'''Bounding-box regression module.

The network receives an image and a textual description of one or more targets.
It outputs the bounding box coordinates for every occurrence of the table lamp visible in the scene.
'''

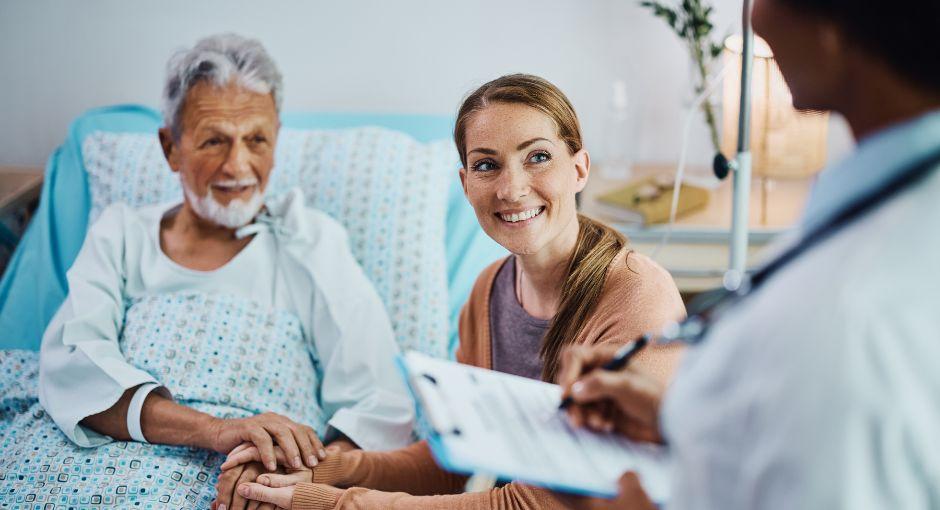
[720,34,829,224]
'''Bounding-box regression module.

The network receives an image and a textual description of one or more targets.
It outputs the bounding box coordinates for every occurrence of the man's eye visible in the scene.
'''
[251,135,267,144]
[201,138,222,148]
[472,160,498,172]
[528,151,551,164]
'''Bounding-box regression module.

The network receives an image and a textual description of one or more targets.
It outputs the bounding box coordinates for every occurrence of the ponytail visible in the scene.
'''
[540,214,627,381]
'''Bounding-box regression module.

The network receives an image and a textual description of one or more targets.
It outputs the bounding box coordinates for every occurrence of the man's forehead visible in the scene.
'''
[182,81,277,131]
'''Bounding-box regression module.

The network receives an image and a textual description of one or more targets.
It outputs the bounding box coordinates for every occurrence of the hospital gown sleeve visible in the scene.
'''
[300,212,415,451]
[38,204,163,447]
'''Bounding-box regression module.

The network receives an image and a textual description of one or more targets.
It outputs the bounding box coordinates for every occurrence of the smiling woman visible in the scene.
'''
[455,76,631,381]
[230,74,687,510]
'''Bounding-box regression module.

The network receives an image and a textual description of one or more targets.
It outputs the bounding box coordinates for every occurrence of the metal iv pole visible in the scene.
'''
[726,0,754,289]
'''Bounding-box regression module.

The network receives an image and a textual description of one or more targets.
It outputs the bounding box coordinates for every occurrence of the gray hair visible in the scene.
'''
[162,33,283,138]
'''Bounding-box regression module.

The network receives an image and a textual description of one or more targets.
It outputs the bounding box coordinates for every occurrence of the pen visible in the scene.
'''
[558,335,649,410]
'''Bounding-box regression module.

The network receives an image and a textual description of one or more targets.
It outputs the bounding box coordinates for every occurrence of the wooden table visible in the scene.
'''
[0,166,44,249]
[580,164,813,294]
[0,166,43,216]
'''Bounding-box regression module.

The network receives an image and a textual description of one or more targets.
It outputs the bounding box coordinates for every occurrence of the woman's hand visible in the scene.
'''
[237,482,295,509]
[237,480,342,510]
[221,443,340,487]
[205,413,327,471]
[212,461,278,510]
[222,443,291,471]
[560,472,657,510]
[557,344,666,444]
[214,451,312,510]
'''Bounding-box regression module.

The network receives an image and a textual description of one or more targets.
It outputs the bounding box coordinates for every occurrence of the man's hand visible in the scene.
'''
[557,344,666,444]
[206,412,326,471]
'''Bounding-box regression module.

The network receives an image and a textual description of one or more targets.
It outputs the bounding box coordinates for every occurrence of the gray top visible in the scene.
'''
[489,257,550,380]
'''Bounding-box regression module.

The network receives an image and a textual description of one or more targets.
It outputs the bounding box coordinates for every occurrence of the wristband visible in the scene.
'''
[127,383,160,443]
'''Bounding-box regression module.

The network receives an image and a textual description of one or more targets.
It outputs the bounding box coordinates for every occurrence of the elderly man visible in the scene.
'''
[21,34,413,506]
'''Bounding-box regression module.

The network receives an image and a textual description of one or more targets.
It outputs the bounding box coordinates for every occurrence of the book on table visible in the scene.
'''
[594,176,709,225]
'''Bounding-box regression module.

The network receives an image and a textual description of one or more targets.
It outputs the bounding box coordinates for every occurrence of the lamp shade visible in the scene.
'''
[721,35,829,179]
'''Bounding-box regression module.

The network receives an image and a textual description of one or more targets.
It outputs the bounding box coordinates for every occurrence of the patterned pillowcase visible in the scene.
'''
[82,127,456,359]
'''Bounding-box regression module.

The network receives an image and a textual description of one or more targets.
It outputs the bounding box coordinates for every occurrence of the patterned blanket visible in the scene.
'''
[0,292,323,508]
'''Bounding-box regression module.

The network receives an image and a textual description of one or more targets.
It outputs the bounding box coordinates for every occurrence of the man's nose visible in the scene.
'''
[495,165,530,203]
[221,140,252,176]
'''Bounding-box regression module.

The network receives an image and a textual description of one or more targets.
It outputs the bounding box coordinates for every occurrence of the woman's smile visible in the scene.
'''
[496,205,546,225]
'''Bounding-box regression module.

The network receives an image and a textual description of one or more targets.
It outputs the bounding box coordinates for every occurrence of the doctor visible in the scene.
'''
[559,0,940,508]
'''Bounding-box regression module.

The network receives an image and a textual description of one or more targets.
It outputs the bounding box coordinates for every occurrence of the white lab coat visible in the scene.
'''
[38,188,414,451]
[662,110,940,509]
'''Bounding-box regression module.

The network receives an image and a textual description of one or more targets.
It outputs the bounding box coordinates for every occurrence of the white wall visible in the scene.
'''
[0,0,853,168]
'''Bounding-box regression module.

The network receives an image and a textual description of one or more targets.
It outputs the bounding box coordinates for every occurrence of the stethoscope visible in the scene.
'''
[648,147,940,348]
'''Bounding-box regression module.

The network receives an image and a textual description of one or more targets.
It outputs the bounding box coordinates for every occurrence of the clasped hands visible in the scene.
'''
[206,412,331,510]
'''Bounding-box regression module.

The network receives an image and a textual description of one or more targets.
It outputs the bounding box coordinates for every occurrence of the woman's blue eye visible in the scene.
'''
[529,151,551,164]
[473,160,497,172]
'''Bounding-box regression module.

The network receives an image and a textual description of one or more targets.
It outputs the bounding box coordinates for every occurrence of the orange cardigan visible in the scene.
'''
[292,251,686,510]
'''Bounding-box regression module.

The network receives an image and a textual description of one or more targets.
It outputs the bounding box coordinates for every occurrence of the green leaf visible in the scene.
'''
[710,43,723,58]
[665,11,678,28]
[697,21,712,37]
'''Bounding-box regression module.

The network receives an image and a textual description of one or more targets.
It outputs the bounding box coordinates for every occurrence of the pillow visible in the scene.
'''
[81,127,454,359]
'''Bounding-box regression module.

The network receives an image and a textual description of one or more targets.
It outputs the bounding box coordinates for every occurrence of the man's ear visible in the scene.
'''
[573,149,590,193]
[459,167,469,198]
[819,21,846,59]
[158,127,181,173]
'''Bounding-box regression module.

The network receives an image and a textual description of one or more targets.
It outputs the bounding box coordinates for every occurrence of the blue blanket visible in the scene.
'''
[0,292,322,507]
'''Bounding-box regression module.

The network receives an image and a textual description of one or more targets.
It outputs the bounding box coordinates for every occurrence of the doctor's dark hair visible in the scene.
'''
[162,33,283,139]
[454,74,628,382]
[781,0,940,91]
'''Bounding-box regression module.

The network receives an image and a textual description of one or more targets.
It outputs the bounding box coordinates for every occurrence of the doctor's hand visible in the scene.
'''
[557,343,666,444]
[205,412,326,472]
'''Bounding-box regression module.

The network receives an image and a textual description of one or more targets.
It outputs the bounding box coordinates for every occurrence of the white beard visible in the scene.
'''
[182,180,265,229]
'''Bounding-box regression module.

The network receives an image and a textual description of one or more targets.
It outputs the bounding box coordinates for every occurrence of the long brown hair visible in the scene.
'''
[454,74,628,381]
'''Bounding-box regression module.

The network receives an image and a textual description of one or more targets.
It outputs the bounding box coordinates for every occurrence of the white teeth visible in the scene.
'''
[213,178,258,190]
[500,207,543,223]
